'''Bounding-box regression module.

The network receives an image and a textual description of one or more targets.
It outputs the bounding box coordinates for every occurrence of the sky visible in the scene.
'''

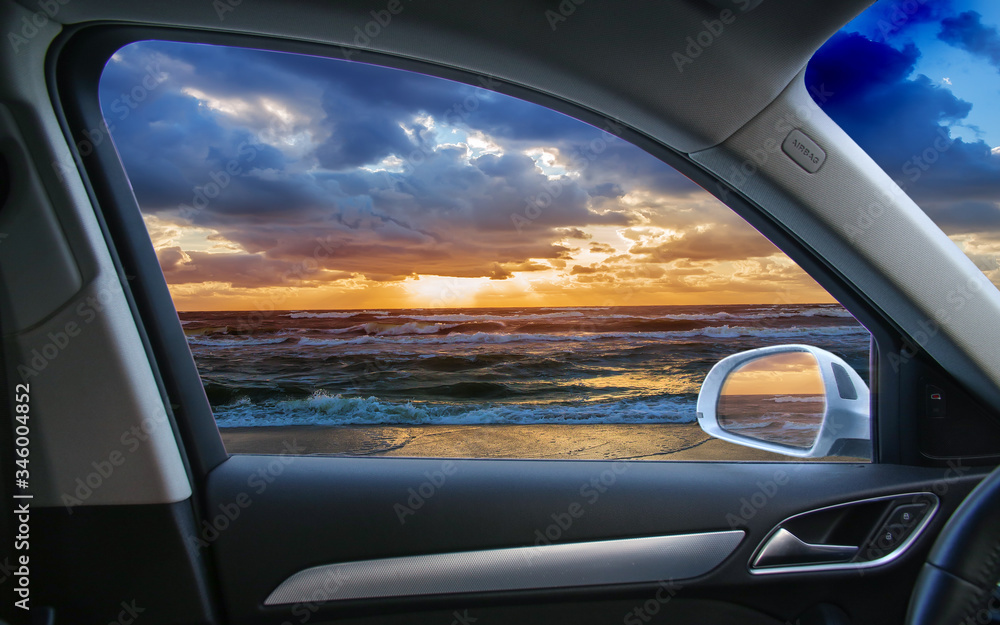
[721,352,825,397]
[100,0,1000,311]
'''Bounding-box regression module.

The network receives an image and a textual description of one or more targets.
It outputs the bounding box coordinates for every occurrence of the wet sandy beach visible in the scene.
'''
[219,423,850,461]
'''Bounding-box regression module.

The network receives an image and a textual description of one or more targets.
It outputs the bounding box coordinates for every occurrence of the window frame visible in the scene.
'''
[50,24,923,474]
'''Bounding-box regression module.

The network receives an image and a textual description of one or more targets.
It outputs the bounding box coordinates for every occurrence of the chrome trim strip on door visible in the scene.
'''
[264,530,745,605]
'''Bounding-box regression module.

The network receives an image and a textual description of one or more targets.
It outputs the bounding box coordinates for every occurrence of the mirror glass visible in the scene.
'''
[718,351,825,449]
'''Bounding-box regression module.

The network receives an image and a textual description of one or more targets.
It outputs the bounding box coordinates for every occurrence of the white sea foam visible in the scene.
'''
[670,325,867,340]
[795,307,856,318]
[186,336,292,347]
[360,321,459,335]
[213,392,698,427]
[286,311,391,318]
[781,422,822,430]
[724,420,772,429]
[773,395,825,403]
[377,311,585,322]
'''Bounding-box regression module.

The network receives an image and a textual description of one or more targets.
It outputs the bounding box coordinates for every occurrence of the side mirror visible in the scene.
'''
[696,345,870,459]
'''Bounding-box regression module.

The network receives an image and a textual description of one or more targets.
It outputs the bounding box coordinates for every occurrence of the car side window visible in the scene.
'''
[100,41,872,461]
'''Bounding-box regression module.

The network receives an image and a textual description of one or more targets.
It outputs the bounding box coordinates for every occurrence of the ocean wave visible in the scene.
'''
[724,420,771,429]
[367,307,854,323]
[658,312,736,321]
[773,395,825,403]
[782,421,822,430]
[213,392,698,427]
[361,321,460,335]
[377,311,586,322]
[792,307,856,318]
[381,311,735,323]
[725,419,820,430]
[672,308,853,321]
[670,325,868,340]
[293,332,574,347]
[189,324,869,348]
[186,336,295,347]
[286,311,390,319]
[654,307,853,321]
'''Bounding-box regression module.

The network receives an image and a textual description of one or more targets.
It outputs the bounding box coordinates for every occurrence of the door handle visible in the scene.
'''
[753,528,858,568]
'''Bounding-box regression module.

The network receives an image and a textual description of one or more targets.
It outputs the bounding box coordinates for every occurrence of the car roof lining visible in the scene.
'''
[18,0,874,153]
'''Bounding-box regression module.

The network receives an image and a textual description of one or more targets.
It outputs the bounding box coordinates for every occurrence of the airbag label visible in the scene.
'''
[782,129,826,173]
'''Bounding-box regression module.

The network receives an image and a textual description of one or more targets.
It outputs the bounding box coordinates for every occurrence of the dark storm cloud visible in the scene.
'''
[551,227,591,240]
[588,182,625,199]
[922,201,1000,235]
[847,0,955,42]
[938,11,1000,70]
[572,142,701,198]
[156,247,354,289]
[805,32,923,102]
[806,31,1000,236]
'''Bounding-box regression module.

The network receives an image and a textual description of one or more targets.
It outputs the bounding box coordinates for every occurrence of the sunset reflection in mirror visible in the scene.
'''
[718,352,825,449]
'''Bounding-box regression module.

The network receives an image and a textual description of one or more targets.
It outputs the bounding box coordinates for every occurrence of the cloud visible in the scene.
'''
[157,247,354,289]
[589,242,616,254]
[488,264,512,280]
[938,11,1000,70]
[555,227,592,240]
[627,222,780,264]
[846,0,955,42]
[805,32,923,102]
[921,200,1000,235]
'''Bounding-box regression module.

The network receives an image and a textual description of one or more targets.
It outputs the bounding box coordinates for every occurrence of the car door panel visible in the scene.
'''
[204,456,985,624]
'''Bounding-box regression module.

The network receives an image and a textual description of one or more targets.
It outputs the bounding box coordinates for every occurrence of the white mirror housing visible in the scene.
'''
[696,344,871,458]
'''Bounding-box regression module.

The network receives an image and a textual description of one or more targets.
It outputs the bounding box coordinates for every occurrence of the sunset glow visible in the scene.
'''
[721,352,825,396]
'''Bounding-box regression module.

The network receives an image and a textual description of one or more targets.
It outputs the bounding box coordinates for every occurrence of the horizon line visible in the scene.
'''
[174,302,841,314]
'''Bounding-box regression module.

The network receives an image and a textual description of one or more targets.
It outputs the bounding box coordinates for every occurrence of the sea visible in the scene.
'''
[179,304,870,428]
[718,394,827,449]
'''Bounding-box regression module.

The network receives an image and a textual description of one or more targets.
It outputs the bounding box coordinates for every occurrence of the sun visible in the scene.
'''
[402,275,491,308]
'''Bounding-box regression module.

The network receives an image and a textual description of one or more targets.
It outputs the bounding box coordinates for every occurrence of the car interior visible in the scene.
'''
[2,0,1000,624]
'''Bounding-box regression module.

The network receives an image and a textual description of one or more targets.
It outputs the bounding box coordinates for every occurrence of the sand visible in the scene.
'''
[219,423,858,461]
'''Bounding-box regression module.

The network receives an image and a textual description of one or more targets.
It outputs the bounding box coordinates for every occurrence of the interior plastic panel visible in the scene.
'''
[32,501,219,625]
[20,0,873,153]
[206,456,986,624]
[0,103,82,331]
[0,3,192,508]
